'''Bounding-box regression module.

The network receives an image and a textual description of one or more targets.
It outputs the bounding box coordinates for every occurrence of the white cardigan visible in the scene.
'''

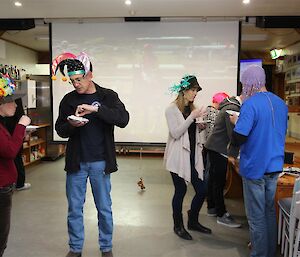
[163,103,205,182]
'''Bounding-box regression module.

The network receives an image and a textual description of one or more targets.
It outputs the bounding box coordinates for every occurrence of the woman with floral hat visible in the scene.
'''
[0,73,31,256]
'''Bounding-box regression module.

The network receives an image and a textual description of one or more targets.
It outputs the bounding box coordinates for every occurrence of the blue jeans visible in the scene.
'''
[242,173,279,257]
[66,161,113,253]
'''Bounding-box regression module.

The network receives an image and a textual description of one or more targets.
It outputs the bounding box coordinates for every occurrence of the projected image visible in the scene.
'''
[51,21,239,143]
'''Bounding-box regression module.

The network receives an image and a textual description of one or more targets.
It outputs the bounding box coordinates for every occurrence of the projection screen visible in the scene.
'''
[51,21,240,143]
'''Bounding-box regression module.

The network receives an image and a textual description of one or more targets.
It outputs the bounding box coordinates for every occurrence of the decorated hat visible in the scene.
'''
[169,75,202,94]
[0,73,24,105]
[212,92,229,104]
[240,65,266,99]
[51,52,92,81]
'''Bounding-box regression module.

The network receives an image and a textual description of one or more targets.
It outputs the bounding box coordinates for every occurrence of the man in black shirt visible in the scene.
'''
[55,54,129,257]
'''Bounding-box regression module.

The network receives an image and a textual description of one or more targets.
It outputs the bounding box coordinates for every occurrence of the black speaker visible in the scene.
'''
[124,17,161,22]
[0,19,35,30]
[256,16,300,28]
[284,151,294,164]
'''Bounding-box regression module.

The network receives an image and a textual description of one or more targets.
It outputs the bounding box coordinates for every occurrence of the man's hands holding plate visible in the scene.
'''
[67,115,89,127]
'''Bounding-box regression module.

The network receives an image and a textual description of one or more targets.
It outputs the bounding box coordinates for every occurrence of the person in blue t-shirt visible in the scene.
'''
[228,65,288,257]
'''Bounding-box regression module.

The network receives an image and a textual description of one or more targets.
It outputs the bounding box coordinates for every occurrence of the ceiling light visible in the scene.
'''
[125,0,132,6]
[270,49,286,59]
[243,0,250,4]
[129,10,136,16]
[14,1,22,7]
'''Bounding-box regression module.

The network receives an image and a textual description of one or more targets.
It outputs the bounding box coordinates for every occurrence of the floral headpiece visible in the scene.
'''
[51,52,92,82]
[240,65,266,99]
[0,73,16,98]
[169,75,202,94]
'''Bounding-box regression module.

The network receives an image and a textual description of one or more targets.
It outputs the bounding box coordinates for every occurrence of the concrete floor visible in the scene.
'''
[4,156,281,257]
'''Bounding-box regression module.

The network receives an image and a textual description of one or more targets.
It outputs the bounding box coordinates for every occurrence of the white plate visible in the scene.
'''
[67,115,89,123]
[196,120,212,124]
[226,110,240,116]
[26,125,39,131]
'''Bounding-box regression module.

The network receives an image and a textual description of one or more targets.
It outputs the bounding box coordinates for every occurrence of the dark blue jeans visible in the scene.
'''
[207,150,228,217]
[171,167,206,218]
[0,185,14,257]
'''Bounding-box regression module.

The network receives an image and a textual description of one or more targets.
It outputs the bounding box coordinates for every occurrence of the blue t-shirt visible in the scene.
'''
[234,92,288,179]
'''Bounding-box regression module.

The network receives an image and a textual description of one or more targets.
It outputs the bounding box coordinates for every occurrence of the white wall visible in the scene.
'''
[0,39,38,78]
[284,42,300,139]
[288,113,300,139]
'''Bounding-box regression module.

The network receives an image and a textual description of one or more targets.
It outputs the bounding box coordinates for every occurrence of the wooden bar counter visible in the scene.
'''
[224,138,300,208]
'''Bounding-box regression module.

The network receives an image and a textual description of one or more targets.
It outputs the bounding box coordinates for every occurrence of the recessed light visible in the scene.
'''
[129,10,136,16]
[14,1,22,7]
[243,0,250,4]
[125,0,132,6]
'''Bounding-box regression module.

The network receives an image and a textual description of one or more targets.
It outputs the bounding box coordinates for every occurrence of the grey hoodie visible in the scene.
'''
[204,96,241,157]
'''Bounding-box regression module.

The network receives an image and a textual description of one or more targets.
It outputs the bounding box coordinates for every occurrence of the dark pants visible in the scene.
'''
[0,186,13,257]
[15,153,25,188]
[207,150,228,217]
[171,166,206,220]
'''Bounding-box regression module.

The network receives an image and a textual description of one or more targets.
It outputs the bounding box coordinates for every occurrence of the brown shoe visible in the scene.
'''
[102,250,113,257]
[66,251,82,257]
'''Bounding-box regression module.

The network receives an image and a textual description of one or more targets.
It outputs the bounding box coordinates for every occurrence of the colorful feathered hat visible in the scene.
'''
[51,52,92,81]
[169,75,202,94]
[0,72,24,105]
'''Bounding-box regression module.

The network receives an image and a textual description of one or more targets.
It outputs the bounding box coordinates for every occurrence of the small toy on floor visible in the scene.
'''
[137,177,145,190]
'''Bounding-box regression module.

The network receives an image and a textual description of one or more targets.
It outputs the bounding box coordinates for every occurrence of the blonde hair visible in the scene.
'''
[174,91,196,113]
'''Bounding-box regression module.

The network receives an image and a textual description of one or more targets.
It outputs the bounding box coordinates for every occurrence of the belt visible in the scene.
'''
[0,184,15,193]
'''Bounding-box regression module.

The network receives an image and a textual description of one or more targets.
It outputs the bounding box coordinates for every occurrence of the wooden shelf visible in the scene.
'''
[288,105,300,112]
[284,56,300,113]
[29,139,46,147]
[22,124,49,167]
[24,156,45,167]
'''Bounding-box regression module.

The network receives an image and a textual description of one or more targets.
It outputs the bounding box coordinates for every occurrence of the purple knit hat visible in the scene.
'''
[240,65,266,99]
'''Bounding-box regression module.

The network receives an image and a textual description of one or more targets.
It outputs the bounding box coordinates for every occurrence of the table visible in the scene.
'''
[275,173,297,215]
[224,162,299,202]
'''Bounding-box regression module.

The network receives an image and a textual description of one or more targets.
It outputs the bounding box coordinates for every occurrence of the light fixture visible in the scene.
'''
[243,0,250,4]
[270,48,285,59]
[14,1,22,7]
[125,0,132,6]
[129,10,136,16]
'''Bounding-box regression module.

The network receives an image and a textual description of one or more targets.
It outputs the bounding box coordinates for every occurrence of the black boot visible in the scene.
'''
[173,214,193,240]
[187,210,212,234]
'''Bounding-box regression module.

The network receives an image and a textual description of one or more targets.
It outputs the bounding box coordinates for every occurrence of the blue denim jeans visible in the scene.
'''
[242,173,279,257]
[66,161,113,253]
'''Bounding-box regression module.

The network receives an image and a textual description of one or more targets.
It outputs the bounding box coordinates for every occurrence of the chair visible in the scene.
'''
[292,200,300,257]
[277,177,300,257]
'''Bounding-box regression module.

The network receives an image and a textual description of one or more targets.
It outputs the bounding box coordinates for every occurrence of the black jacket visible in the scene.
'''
[204,96,241,157]
[55,83,129,174]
